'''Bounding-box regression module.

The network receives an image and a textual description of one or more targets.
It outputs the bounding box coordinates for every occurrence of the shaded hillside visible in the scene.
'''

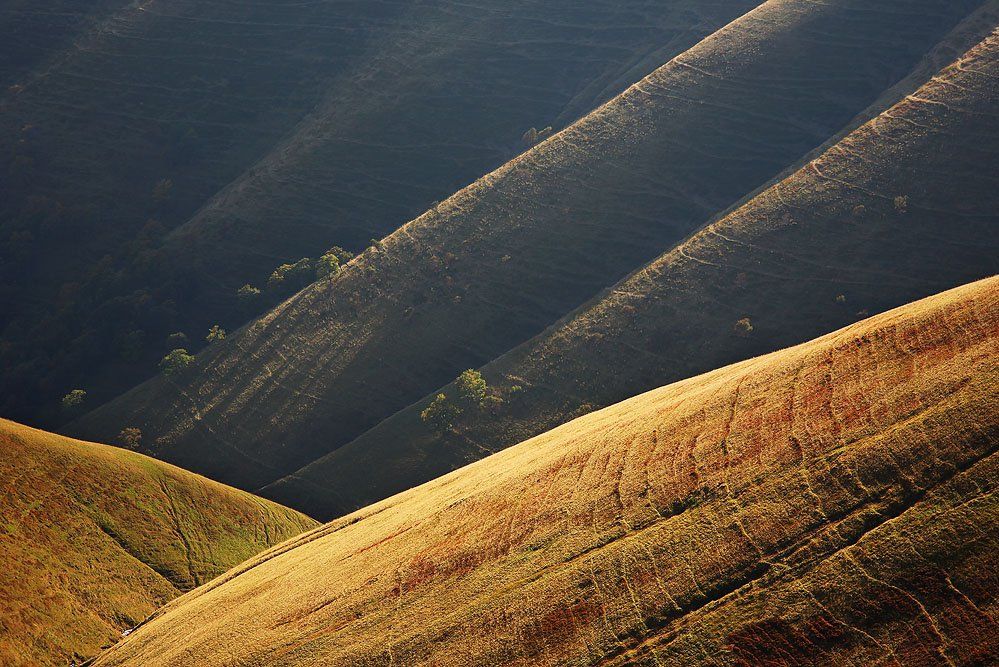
[72,0,990,492]
[89,278,999,666]
[0,0,762,425]
[0,0,129,88]
[0,419,317,667]
[268,21,999,519]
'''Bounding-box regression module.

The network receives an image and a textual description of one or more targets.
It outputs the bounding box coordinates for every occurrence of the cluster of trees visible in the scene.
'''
[419,369,514,434]
[236,245,355,311]
[48,241,359,424]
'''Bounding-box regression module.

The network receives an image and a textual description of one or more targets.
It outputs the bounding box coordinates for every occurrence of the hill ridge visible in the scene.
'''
[89,277,999,666]
[72,0,990,495]
[264,21,999,519]
[0,419,317,666]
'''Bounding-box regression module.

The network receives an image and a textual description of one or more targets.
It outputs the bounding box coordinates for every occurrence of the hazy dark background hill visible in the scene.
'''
[0,0,761,426]
[72,0,994,498]
[88,278,999,666]
[267,21,999,518]
[0,418,316,667]
[0,0,128,88]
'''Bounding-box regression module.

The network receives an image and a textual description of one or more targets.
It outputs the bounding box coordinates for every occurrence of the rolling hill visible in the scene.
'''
[0,419,317,667]
[87,277,999,666]
[266,19,999,519]
[71,0,993,495]
[0,0,763,425]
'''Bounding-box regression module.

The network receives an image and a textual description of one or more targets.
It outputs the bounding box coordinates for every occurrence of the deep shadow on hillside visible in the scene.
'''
[0,419,316,667]
[90,278,999,666]
[268,21,999,519]
[72,0,990,495]
[0,0,761,425]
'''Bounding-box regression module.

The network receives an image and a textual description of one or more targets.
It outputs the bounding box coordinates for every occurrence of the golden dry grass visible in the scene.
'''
[0,421,317,666]
[92,277,998,666]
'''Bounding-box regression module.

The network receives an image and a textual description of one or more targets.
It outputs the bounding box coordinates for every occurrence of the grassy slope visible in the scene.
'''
[72,0,988,492]
[0,0,129,89]
[0,0,762,425]
[269,21,999,519]
[0,419,317,667]
[90,277,999,666]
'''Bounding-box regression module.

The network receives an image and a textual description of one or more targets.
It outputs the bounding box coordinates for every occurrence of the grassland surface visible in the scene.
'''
[0,0,763,424]
[0,419,317,666]
[73,0,991,497]
[90,277,999,666]
[268,20,999,519]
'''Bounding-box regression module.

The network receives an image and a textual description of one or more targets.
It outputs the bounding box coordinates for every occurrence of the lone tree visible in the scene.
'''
[315,252,340,280]
[421,393,462,434]
[206,325,226,343]
[160,348,194,375]
[61,389,87,411]
[237,284,260,303]
[455,369,487,408]
[734,317,754,337]
[117,427,142,450]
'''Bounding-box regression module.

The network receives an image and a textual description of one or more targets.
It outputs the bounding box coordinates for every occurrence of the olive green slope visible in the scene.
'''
[73,0,989,495]
[0,419,317,667]
[267,22,999,519]
[90,278,999,666]
[0,0,763,425]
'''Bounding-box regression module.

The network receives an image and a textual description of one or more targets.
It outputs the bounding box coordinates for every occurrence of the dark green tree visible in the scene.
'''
[61,389,87,411]
[206,325,226,343]
[455,369,487,408]
[160,348,194,375]
[315,253,340,280]
[420,393,462,433]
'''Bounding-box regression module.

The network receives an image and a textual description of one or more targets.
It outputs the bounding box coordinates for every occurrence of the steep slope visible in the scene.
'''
[73,0,990,492]
[0,0,129,88]
[0,419,317,667]
[90,278,999,666]
[0,0,763,425]
[268,21,999,519]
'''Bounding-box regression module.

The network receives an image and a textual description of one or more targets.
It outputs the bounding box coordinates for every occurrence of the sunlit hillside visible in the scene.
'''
[91,278,998,666]
[0,419,316,666]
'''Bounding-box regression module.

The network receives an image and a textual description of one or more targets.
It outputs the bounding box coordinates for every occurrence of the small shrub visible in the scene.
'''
[456,369,487,408]
[160,348,194,375]
[118,427,142,450]
[835,294,847,303]
[421,393,462,433]
[734,317,754,337]
[267,258,313,291]
[852,204,866,218]
[206,325,226,343]
[893,195,908,214]
[315,253,340,280]
[61,389,87,411]
[323,245,355,264]
[237,284,260,303]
